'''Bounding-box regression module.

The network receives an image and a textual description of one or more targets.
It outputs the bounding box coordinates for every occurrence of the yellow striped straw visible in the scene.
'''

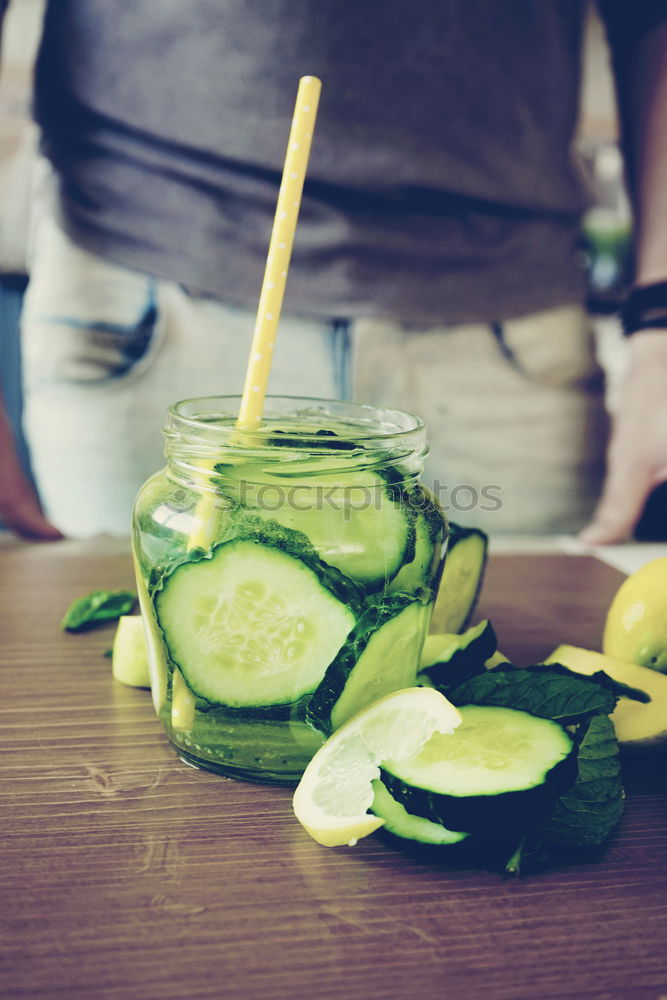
[237,74,322,430]
[187,76,321,550]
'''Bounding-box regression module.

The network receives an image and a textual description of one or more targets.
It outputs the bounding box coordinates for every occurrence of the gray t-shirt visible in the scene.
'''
[30,0,664,324]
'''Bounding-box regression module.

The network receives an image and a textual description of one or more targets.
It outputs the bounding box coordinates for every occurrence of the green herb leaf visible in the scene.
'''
[443,660,633,865]
[539,714,624,846]
[420,653,635,872]
[503,836,527,877]
[503,835,550,877]
[447,662,648,725]
[61,590,137,632]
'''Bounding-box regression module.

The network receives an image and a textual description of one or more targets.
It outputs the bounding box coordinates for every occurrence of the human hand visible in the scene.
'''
[580,330,667,545]
[0,406,63,540]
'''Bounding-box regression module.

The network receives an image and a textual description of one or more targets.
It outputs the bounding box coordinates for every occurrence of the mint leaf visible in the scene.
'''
[419,655,636,871]
[539,714,623,846]
[447,663,647,725]
[61,589,137,632]
[503,836,551,877]
[549,664,650,704]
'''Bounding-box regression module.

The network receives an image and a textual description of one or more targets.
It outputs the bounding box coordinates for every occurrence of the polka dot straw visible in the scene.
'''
[237,76,322,430]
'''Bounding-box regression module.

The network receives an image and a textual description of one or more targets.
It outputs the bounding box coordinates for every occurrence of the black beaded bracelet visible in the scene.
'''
[622,281,667,336]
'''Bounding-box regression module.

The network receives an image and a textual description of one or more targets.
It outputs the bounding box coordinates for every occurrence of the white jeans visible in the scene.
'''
[22,212,608,537]
[353,307,609,535]
[21,214,351,536]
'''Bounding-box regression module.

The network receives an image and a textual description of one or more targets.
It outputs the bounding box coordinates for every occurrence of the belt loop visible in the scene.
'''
[331,319,352,400]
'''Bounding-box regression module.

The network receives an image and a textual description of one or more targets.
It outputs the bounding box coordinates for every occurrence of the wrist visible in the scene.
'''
[622,281,667,336]
[626,327,667,363]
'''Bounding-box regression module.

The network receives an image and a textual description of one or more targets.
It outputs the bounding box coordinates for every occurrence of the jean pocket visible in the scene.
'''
[495,305,605,391]
[22,218,161,385]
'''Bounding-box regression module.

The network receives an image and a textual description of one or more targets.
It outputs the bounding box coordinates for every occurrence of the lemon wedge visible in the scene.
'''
[292,687,462,847]
[544,644,667,747]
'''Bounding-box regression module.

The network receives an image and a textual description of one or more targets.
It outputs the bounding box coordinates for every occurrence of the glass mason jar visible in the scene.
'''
[132,396,447,783]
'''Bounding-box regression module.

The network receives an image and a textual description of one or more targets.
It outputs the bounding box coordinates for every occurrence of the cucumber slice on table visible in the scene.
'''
[431,522,488,633]
[154,535,357,708]
[371,779,469,846]
[418,620,498,689]
[214,460,415,590]
[111,615,150,688]
[381,704,576,835]
[307,595,430,733]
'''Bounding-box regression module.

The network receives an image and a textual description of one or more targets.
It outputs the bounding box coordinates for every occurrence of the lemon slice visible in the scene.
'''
[292,687,462,847]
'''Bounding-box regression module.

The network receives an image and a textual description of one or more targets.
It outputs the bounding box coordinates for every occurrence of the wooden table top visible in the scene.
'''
[2,542,666,1000]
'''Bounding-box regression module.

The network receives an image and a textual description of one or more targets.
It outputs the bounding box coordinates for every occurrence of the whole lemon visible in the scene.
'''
[603,556,667,672]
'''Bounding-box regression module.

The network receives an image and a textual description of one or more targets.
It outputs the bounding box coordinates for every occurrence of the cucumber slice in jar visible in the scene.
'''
[132,551,168,714]
[381,704,576,836]
[388,514,437,595]
[153,537,357,707]
[371,779,469,846]
[214,459,415,590]
[272,470,414,589]
[307,595,430,733]
[389,486,446,595]
[431,522,488,633]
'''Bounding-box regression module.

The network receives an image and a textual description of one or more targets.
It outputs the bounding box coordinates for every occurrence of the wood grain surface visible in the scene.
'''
[1,542,666,1000]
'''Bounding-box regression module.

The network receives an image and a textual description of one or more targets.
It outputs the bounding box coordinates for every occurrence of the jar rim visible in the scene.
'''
[163,397,429,481]
[165,395,426,447]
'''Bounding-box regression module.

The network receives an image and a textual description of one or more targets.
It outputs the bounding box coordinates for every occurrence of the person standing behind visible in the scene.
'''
[0,0,59,538]
[1,1,666,540]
